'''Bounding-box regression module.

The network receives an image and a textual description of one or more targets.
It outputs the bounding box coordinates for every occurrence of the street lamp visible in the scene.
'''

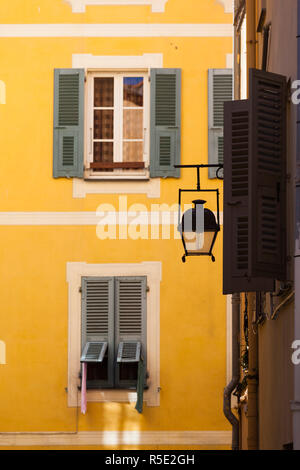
[175,164,223,263]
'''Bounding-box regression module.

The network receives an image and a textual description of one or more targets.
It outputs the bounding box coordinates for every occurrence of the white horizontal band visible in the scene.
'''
[0,24,233,37]
[0,211,223,225]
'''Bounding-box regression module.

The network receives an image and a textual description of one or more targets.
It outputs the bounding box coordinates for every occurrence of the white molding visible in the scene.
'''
[0,81,6,104]
[73,178,161,198]
[64,0,168,13]
[0,341,6,365]
[0,430,231,446]
[215,0,233,13]
[0,211,223,225]
[0,24,233,38]
[72,53,163,69]
[66,262,161,407]
[226,53,233,69]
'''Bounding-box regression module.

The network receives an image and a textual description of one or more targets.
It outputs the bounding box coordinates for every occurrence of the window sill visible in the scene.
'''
[84,170,150,181]
[73,177,160,198]
[80,388,152,404]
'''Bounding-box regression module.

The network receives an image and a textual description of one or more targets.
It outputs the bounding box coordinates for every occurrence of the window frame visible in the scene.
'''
[85,70,150,180]
[81,275,147,390]
[67,261,161,407]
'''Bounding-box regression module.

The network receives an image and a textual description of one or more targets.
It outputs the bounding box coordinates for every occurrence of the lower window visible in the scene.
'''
[80,276,147,390]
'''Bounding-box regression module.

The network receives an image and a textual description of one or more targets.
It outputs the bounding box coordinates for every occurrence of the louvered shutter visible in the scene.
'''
[150,69,181,178]
[81,277,114,387]
[223,100,274,294]
[208,69,233,178]
[53,69,84,178]
[115,277,147,388]
[249,69,287,280]
[81,341,108,362]
[117,342,141,363]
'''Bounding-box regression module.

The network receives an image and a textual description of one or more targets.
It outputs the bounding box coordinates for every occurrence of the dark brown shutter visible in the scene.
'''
[223,99,274,294]
[249,69,287,280]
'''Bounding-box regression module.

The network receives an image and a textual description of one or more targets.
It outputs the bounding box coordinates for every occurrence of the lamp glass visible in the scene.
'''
[183,230,215,254]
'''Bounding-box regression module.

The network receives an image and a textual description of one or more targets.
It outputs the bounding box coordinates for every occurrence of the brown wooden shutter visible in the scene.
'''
[223,99,274,294]
[249,69,287,280]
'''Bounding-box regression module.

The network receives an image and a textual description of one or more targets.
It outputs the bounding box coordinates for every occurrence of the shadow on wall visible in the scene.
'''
[0,341,6,364]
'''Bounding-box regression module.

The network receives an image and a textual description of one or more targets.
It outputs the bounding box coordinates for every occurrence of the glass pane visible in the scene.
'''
[123,77,143,107]
[123,142,143,162]
[123,109,143,139]
[94,142,113,163]
[94,110,114,139]
[94,77,114,107]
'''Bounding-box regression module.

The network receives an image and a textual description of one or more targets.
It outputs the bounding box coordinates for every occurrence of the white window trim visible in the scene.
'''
[67,261,161,407]
[85,70,149,180]
[64,0,168,13]
[215,0,233,14]
[72,53,163,198]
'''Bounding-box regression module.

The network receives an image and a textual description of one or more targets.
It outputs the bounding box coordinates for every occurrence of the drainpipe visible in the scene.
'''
[223,293,240,451]
[292,0,300,450]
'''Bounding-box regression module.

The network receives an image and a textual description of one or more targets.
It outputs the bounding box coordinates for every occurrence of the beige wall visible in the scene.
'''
[256,0,296,450]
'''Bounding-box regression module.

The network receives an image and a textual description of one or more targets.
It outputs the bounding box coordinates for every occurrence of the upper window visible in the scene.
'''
[53,67,181,180]
[86,72,149,179]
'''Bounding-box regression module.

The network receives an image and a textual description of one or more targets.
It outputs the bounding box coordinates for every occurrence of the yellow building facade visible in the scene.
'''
[0,0,233,449]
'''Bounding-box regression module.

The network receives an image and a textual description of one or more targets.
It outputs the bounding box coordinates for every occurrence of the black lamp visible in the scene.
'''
[179,199,220,262]
[175,164,223,263]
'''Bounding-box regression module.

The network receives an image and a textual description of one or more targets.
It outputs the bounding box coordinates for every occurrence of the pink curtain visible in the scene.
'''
[81,362,87,414]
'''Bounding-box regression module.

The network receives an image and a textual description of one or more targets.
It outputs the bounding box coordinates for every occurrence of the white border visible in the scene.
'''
[0,81,6,105]
[66,262,161,407]
[72,53,163,69]
[215,0,233,13]
[0,430,231,446]
[64,0,168,13]
[0,24,233,38]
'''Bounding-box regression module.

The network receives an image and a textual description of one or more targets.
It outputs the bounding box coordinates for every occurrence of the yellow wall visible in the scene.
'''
[0,0,232,448]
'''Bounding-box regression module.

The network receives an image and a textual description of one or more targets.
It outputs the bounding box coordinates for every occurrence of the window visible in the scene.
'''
[67,261,160,407]
[53,68,181,180]
[86,72,149,179]
[81,276,147,390]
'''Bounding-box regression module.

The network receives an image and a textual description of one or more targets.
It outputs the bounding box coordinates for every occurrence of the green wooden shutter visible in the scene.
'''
[150,69,181,178]
[114,277,147,388]
[223,99,274,294]
[53,69,84,178]
[208,69,233,178]
[249,68,287,280]
[81,277,114,388]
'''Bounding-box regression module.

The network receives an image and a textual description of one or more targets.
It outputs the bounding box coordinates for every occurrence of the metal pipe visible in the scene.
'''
[223,293,240,450]
[270,291,295,321]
